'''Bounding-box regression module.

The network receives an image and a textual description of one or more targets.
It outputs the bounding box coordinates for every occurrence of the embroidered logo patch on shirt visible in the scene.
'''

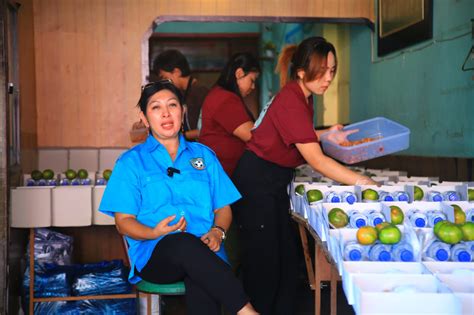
[190,158,205,170]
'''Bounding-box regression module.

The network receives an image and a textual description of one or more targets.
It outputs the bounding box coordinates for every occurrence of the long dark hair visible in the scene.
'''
[216,52,260,98]
[276,36,337,87]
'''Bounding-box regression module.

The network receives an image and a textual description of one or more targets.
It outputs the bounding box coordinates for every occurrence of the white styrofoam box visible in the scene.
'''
[379,170,408,176]
[399,201,455,228]
[304,183,361,204]
[99,148,126,171]
[437,274,474,293]
[437,274,474,315]
[423,261,474,274]
[359,184,413,203]
[51,186,92,226]
[370,176,394,184]
[92,186,115,225]
[342,261,428,305]
[322,201,389,229]
[415,184,468,202]
[396,176,440,183]
[68,149,99,171]
[306,203,328,241]
[38,148,68,173]
[10,187,53,227]
[352,274,462,315]
[431,181,467,186]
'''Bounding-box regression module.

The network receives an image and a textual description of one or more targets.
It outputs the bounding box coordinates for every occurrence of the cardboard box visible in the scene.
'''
[51,186,92,226]
[92,186,115,225]
[38,149,68,173]
[10,187,53,227]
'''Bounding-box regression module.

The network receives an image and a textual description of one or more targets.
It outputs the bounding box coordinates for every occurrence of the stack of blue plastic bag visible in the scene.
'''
[22,228,135,314]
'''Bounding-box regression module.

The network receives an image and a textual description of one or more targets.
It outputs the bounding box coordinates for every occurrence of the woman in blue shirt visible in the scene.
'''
[99,80,258,315]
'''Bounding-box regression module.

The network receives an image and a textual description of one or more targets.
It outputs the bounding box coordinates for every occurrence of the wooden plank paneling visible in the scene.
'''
[28,0,374,148]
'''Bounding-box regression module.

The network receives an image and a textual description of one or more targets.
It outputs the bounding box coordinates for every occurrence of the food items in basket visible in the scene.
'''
[390,205,405,225]
[356,226,378,245]
[339,136,381,147]
[378,224,401,245]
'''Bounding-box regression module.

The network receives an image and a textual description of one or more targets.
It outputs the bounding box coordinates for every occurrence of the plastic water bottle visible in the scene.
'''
[96,178,106,185]
[326,191,341,203]
[348,210,368,228]
[466,209,474,223]
[71,178,81,186]
[37,179,47,186]
[343,241,368,261]
[60,178,70,186]
[80,178,92,185]
[364,210,385,227]
[378,191,394,202]
[341,191,357,204]
[369,244,392,261]
[406,209,427,228]
[443,191,460,201]
[392,242,415,262]
[26,178,36,186]
[47,179,58,186]
[393,191,410,202]
[427,191,443,202]
[425,241,451,261]
[426,210,447,227]
[451,243,472,262]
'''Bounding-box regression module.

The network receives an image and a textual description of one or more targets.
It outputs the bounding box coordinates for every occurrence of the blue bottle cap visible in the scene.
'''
[331,196,341,203]
[415,218,426,227]
[373,217,383,226]
[346,195,356,204]
[398,194,408,201]
[433,195,442,202]
[400,250,414,262]
[457,251,471,262]
[436,249,449,261]
[433,217,442,225]
[384,195,394,201]
[448,194,459,201]
[356,218,367,228]
[379,250,391,261]
[349,249,362,261]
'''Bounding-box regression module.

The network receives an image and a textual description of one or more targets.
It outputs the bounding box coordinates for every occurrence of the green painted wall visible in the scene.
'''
[350,0,474,157]
[154,21,260,33]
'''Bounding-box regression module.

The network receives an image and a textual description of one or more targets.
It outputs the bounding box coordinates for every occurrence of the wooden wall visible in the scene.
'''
[24,0,374,148]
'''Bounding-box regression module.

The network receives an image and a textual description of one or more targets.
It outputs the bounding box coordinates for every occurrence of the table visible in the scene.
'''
[292,213,341,315]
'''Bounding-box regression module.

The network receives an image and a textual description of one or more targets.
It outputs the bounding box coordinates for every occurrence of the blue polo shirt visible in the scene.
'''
[99,134,241,284]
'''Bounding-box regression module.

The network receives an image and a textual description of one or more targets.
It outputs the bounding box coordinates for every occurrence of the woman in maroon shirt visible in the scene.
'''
[232,37,376,315]
[199,52,260,176]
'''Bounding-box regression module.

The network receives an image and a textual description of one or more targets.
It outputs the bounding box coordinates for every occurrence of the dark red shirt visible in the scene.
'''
[248,81,317,168]
[199,86,252,176]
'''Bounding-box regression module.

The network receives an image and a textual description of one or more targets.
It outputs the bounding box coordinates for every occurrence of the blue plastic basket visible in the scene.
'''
[320,117,410,164]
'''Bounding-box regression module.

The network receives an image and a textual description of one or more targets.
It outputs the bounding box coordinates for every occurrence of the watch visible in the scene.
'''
[211,225,226,241]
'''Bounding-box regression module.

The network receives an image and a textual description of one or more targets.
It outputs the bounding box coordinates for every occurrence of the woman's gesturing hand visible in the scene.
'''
[152,215,187,238]
[200,229,223,252]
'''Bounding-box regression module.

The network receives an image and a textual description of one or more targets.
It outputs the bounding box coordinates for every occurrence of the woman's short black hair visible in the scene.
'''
[137,79,184,113]
[216,52,260,98]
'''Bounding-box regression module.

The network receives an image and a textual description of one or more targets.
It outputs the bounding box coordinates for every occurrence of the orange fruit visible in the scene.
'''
[306,189,323,203]
[362,189,379,201]
[356,226,378,245]
[437,223,463,244]
[451,204,466,224]
[390,205,405,225]
[460,222,474,241]
[413,185,424,201]
[375,222,391,233]
[328,208,349,228]
[379,225,402,245]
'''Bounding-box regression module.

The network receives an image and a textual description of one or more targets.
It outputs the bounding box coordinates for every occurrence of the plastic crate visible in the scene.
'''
[320,117,410,164]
